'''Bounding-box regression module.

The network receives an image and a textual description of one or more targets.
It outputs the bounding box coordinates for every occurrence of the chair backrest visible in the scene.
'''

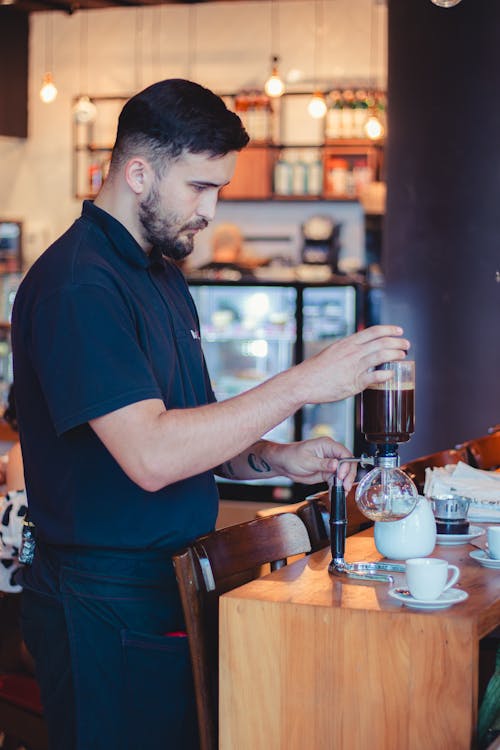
[172,513,311,750]
[305,485,373,539]
[400,447,468,494]
[256,497,330,552]
[256,487,373,554]
[0,673,48,750]
[455,432,500,471]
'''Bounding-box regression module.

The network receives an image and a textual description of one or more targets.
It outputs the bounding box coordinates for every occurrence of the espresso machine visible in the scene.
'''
[328,360,418,582]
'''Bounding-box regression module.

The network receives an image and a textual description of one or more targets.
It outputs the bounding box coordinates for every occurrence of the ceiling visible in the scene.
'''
[3,0,255,14]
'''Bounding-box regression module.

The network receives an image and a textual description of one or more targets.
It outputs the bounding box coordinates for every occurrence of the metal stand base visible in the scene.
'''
[328,559,405,583]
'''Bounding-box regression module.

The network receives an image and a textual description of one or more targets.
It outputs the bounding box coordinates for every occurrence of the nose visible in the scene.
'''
[196,189,218,223]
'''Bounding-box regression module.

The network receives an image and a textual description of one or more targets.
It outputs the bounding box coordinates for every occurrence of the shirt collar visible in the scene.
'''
[81,200,166,270]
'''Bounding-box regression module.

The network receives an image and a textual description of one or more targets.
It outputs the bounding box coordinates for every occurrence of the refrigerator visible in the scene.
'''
[189,279,361,501]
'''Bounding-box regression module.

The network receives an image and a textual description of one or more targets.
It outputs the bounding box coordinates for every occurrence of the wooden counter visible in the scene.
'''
[219,528,500,750]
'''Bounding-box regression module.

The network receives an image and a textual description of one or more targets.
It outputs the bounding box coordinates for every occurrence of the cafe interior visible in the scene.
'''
[0,0,499,748]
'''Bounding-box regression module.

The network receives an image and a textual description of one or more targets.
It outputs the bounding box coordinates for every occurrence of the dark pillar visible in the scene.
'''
[0,8,28,138]
[384,0,500,461]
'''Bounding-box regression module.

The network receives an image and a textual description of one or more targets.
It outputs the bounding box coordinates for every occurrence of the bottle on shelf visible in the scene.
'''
[353,90,369,138]
[326,157,349,197]
[289,150,308,196]
[352,158,374,195]
[340,90,356,139]
[273,150,293,196]
[303,149,323,196]
[236,91,272,143]
[325,90,343,140]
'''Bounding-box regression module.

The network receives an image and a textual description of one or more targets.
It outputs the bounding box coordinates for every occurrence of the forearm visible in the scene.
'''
[90,368,305,492]
[90,325,409,491]
[216,440,281,481]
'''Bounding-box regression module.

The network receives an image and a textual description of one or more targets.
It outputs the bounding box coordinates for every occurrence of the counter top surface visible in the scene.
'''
[223,526,500,637]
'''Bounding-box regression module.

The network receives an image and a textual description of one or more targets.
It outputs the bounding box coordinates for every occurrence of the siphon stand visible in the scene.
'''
[327,449,407,583]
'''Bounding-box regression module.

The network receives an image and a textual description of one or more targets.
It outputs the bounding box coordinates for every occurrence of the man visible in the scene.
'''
[11,79,409,750]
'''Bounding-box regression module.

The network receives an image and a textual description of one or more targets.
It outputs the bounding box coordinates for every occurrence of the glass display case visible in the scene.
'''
[189,279,360,500]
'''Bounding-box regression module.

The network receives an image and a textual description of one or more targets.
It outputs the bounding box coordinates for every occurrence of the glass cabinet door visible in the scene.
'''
[190,284,297,444]
[301,285,356,451]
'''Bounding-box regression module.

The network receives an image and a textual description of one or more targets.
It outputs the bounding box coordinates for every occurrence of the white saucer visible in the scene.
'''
[436,525,485,546]
[469,549,500,569]
[388,587,469,610]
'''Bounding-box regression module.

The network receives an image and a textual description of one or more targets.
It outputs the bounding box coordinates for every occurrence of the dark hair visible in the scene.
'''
[110,79,249,171]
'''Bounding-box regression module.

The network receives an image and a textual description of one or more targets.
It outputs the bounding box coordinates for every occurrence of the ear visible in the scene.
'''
[124,157,151,195]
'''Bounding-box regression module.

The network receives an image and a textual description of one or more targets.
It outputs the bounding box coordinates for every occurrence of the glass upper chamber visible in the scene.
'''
[356,360,418,522]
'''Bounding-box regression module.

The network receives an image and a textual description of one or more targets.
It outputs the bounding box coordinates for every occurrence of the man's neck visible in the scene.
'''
[94,183,150,254]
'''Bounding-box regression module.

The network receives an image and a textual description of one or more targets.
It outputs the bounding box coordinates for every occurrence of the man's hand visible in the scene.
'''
[262,437,357,490]
[293,325,410,406]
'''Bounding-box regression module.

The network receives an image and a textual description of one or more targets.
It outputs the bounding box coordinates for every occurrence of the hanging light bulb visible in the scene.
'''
[40,72,58,104]
[308,0,326,120]
[431,0,462,7]
[264,55,285,98]
[73,95,97,124]
[364,110,384,140]
[73,15,96,123]
[40,14,57,104]
[308,91,327,119]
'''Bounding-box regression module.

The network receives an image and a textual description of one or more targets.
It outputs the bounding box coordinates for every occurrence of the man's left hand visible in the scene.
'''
[264,437,357,489]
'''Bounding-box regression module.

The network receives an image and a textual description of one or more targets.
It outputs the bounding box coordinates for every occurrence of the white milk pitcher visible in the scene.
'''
[374,495,437,560]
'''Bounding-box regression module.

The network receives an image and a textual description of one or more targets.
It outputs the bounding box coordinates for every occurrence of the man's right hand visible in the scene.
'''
[293,325,410,405]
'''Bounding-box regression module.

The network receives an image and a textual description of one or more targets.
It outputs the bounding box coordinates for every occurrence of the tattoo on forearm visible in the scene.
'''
[216,461,236,479]
[248,453,272,474]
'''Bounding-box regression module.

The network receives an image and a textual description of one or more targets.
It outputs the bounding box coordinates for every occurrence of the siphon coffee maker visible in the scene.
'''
[328,360,419,582]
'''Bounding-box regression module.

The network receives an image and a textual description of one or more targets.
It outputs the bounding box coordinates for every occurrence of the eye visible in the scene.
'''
[190,183,207,193]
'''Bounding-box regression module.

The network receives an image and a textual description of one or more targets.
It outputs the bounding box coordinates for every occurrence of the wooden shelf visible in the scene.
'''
[72,92,385,202]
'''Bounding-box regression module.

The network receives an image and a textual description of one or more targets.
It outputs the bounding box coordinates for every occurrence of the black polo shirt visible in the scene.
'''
[12,200,219,554]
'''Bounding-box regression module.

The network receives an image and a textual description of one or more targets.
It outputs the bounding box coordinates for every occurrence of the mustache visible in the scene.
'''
[182,219,209,232]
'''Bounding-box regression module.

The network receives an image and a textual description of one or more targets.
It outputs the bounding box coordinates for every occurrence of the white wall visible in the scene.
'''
[0,0,387,268]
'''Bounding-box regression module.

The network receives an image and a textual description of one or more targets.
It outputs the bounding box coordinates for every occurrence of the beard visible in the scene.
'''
[138,182,208,261]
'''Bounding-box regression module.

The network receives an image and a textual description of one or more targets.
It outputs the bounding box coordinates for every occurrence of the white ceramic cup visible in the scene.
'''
[487,526,500,560]
[405,557,460,600]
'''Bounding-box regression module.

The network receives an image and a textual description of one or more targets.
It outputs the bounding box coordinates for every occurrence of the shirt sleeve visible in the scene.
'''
[30,283,163,435]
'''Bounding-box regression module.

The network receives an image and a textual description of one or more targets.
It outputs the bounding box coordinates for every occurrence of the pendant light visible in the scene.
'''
[265,56,285,98]
[187,4,197,81]
[431,0,462,6]
[134,7,144,92]
[264,0,284,98]
[308,92,327,119]
[40,14,58,104]
[307,0,326,119]
[364,0,385,140]
[73,13,97,124]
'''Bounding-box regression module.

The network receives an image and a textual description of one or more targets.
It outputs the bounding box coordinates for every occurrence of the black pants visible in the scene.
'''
[21,547,199,750]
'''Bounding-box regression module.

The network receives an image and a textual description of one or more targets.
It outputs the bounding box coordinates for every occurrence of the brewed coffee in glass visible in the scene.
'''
[362,360,415,444]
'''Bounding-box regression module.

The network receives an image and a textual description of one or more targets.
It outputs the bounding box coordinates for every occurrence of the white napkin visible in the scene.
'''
[423,461,500,523]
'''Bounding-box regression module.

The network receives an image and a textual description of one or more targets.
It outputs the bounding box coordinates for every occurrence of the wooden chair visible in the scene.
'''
[0,673,48,750]
[400,447,468,494]
[255,497,330,552]
[256,485,373,552]
[455,432,500,471]
[172,513,312,750]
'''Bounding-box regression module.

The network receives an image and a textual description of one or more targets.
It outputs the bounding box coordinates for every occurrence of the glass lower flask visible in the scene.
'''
[355,465,418,522]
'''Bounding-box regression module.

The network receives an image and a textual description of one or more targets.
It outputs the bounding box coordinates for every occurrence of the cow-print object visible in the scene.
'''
[0,489,27,592]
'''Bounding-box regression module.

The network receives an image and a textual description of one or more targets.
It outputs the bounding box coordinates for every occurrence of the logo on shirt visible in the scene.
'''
[190,329,200,340]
